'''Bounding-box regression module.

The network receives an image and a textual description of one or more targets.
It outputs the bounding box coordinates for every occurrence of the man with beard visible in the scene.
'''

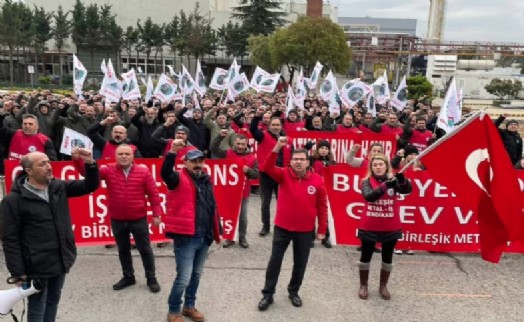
[87,114,140,160]
[211,131,259,248]
[176,106,210,157]
[1,149,99,321]
[131,107,163,158]
[250,107,293,237]
[204,106,235,156]
[153,125,197,160]
[401,116,435,152]
[282,109,305,133]
[161,148,222,322]
[370,112,404,139]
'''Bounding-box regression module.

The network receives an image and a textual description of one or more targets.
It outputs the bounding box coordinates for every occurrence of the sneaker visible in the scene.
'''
[167,312,184,322]
[394,249,403,255]
[222,240,235,248]
[182,307,205,322]
[147,277,161,293]
[113,276,136,290]
[404,250,415,255]
[239,238,249,249]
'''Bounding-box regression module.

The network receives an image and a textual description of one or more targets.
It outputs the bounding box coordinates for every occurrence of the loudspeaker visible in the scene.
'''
[0,281,42,315]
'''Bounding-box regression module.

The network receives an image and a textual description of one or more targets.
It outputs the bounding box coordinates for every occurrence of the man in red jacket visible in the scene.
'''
[75,144,163,293]
[258,138,328,311]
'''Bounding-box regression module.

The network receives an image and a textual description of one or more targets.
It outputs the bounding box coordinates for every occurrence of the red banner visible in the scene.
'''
[3,158,245,245]
[323,165,524,253]
[288,131,397,163]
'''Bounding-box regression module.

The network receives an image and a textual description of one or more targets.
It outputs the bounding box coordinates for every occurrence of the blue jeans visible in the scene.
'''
[27,274,66,322]
[167,234,209,314]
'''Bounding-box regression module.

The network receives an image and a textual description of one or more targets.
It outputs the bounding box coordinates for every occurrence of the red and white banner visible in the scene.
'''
[323,165,524,253]
[288,131,397,163]
[4,158,245,245]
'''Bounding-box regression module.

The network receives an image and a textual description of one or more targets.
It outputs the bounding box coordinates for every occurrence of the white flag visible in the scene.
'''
[167,65,180,78]
[365,90,376,117]
[209,67,229,90]
[140,77,147,87]
[145,76,154,102]
[181,65,195,95]
[294,68,307,109]
[285,85,295,114]
[225,58,240,84]
[100,59,121,103]
[250,66,270,92]
[60,127,94,156]
[319,70,337,101]
[390,75,408,110]
[194,60,207,96]
[229,72,250,97]
[193,93,201,110]
[73,54,87,96]
[457,88,463,115]
[373,71,391,105]
[100,59,107,92]
[340,80,372,107]
[153,74,178,103]
[121,69,141,100]
[257,73,281,93]
[308,61,323,89]
[328,90,341,115]
[437,77,460,133]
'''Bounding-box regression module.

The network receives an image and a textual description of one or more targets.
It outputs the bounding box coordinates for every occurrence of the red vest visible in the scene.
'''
[336,124,360,133]
[226,149,256,198]
[8,130,49,160]
[380,124,404,136]
[358,124,373,134]
[164,169,220,241]
[409,129,432,152]
[283,120,305,133]
[256,131,291,171]
[163,139,197,160]
[359,176,401,231]
[101,142,138,159]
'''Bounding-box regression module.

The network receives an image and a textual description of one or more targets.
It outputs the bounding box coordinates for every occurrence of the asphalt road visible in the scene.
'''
[1,194,523,322]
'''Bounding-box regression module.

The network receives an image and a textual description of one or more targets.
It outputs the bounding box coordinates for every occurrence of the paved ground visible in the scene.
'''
[1,194,523,322]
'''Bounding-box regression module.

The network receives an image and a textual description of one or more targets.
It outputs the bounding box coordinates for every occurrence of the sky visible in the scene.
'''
[333,0,524,43]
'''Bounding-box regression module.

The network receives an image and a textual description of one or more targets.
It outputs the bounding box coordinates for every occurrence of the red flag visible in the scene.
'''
[419,112,524,263]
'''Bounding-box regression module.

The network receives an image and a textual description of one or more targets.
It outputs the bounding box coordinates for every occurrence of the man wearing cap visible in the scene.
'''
[495,114,522,165]
[161,148,222,322]
[282,109,305,133]
[176,105,211,157]
[153,124,197,160]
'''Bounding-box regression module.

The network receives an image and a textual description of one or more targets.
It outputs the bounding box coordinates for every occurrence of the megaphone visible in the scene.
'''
[0,281,42,315]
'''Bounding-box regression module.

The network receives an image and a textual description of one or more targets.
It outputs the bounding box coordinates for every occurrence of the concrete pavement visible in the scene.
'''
[1,195,524,322]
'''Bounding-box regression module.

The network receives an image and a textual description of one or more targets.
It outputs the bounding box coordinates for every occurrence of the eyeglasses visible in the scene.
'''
[291,158,307,161]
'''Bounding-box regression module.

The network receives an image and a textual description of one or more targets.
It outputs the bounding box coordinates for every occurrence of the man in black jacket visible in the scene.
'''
[1,149,99,322]
[495,115,523,165]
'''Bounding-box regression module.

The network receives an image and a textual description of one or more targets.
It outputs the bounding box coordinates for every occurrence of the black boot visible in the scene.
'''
[113,276,136,291]
[379,262,393,300]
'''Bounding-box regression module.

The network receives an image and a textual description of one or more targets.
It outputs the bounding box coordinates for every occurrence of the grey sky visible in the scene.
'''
[334,0,524,43]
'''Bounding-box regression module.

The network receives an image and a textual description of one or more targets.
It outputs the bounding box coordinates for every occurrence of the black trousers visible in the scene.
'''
[360,239,398,264]
[262,226,313,296]
[111,217,156,279]
[259,172,279,231]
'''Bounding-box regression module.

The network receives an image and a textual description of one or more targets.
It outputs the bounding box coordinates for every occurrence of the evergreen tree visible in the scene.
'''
[71,0,87,54]
[122,26,139,70]
[84,4,100,69]
[232,0,286,36]
[218,21,249,60]
[186,3,217,63]
[32,6,53,76]
[52,5,71,84]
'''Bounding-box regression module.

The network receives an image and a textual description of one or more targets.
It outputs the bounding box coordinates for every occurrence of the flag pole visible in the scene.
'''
[398,109,484,173]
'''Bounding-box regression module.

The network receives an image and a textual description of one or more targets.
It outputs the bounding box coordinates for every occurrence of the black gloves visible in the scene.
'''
[395,172,406,184]
[385,178,397,188]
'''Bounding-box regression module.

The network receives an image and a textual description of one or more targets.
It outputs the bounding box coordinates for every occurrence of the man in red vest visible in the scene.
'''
[0,114,57,161]
[161,148,221,322]
[153,124,197,160]
[211,130,259,248]
[87,114,140,160]
[258,138,328,311]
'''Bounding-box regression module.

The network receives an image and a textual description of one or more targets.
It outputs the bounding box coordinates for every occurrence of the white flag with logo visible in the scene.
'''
[320,70,337,101]
[121,69,141,100]
[229,72,250,97]
[100,59,107,93]
[340,80,372,107]
[437,77,461,133]
[194,60,207,96]
[457,88,463,115]
[257,73,280,93]
[365,90,376,117]
[225,58,240,84]
[373,71,391,105]
[209,67,229,90]
[181,65,195,95]
[100,59,121,103]
[153,74,178,103]
[308,61,323,89]
[294,68,307,109]
[60,127,94,156]
[285,84,296,114]
[250,66,270,91]
[145,76,154,102]
[390,75,408,110]
[73,54,87,95]
[328,90,341,115]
